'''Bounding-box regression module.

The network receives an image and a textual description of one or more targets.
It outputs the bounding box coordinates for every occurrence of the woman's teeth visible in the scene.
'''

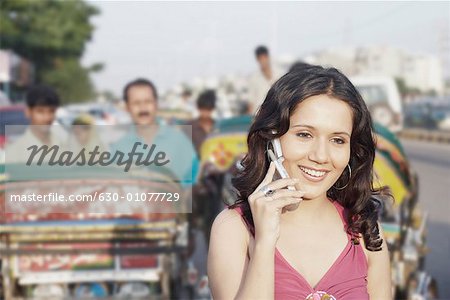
[299,166,326,177]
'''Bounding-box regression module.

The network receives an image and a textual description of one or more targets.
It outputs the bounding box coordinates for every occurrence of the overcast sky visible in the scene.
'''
[82,1,450,96]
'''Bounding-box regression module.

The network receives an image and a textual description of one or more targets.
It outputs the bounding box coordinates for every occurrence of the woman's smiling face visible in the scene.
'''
[279,94,353,200]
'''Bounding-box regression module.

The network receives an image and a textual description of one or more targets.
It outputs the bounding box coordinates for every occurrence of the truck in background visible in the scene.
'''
[351,76,404,133]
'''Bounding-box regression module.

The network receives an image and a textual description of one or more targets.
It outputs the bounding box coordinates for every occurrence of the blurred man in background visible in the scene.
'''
[113,79,204,295]
[122,78,159,127]
[7,84,63,161]
[112,78,199,186]
[188,90,217,279]
[247,45,282,114]
[189,90,216,156]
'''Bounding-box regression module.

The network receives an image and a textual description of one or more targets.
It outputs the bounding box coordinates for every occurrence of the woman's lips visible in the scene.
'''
[298,165,329,182]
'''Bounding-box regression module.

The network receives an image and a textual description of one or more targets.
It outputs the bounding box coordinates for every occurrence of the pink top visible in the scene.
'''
[234,200,369,300]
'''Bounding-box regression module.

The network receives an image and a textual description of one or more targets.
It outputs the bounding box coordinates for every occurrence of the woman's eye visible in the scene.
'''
[296,132,312,138]
[332,138,346,144]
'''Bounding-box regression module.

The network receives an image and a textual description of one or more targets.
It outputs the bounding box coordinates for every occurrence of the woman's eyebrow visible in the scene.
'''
[291,124,351,137]
[292,124,314,129]
[333,131,351,138]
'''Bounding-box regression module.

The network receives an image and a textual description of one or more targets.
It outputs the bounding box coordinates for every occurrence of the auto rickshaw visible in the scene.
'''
[0,163,190,299]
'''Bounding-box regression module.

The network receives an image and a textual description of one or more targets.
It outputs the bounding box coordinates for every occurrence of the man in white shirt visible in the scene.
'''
[247,46,282,115]
[6,84,63,163]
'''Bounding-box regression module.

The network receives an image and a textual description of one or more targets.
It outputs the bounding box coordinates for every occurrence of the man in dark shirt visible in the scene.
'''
[189,90,216,156]
[189,90,217,247]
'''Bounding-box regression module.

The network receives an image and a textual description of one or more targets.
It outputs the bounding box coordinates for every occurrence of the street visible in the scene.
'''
[401,139,450,299]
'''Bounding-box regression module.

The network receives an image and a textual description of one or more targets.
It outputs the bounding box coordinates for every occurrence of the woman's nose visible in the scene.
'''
[308,139,329,164]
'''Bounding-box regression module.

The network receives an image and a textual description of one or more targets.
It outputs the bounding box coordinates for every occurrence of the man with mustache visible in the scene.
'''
[112,79,201,297]
[112,78,199,186]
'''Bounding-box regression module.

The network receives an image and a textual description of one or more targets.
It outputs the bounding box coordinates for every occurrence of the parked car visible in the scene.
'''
[431,102,450,131]
[404,97,450,130]
[404,102,442,130]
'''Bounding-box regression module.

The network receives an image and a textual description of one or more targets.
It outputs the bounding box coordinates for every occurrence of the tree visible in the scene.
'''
[41,58,96,104]
[395,77,423,99]
[0,0,101,103]
[395,77,408,97]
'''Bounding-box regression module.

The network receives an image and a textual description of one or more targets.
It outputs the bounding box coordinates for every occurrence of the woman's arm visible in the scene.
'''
[207,209,275,300]
[367,222,393,300]
[208,165,303,299]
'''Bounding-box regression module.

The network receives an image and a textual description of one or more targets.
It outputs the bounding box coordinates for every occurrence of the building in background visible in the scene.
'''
[159,45,446,120]
[403,54,443,95]
[306,46,445,95]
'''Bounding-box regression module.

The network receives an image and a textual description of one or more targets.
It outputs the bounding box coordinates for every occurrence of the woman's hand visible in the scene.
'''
[248,162,304,246]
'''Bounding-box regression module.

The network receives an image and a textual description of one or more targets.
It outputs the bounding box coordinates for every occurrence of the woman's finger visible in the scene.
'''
[264,189,304,200]
[253,177,300,199]
[269,197,303,210]
[254,161,276,192]
[266,178,300,192]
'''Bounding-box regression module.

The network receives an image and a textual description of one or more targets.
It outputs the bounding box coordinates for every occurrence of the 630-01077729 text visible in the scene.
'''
[8,192,181,202]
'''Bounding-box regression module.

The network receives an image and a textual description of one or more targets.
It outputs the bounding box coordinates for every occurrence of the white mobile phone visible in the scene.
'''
[268,138,295,191]
[267,148,300,211]
[267,148,294,189]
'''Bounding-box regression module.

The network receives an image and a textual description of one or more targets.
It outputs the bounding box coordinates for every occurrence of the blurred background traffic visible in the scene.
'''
[0,1,449,299]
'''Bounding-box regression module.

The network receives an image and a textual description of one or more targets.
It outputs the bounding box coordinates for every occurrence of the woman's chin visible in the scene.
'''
[299,189,328,201]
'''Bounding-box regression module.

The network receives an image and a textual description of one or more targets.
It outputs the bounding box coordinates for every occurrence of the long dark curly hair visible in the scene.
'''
[231,65,388,251]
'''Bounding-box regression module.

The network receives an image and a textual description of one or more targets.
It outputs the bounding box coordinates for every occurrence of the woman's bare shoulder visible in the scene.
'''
[209,208,251,264]
[208,208,252,299]
[212,208,249,237]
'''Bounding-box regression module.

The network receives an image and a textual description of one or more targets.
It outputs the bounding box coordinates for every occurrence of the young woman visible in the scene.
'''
[208,65,392,300]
